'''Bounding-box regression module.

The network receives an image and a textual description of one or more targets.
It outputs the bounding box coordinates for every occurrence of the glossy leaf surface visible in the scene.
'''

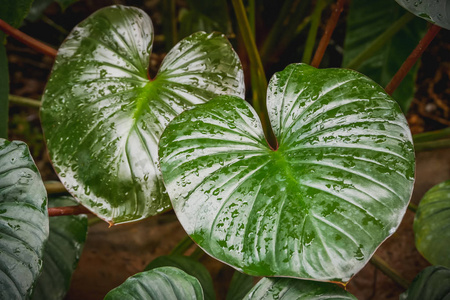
[145,255,215,300]
[0,139,49,299]
[41,5,244,224]
[104,267,204,300]
[400,266,450,300]
[343,0,427,113]
[414,180,450,267]
[179,0,230,39]
[243,277,356,299]
[31,197,88,300]
[159,64,415,281]
[395,0,450,30]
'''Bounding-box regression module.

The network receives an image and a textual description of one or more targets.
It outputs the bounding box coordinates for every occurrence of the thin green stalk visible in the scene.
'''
[8,94,41,108]
[44,181,67,194]
[189,247,204,261]
[414,139,450,152]
[345,12,415,70]
[408,202,418,213]
[232,0,275,146]
[41,15,69,35]
[302,0,327,64]
[413,127,450,143]
[248,0,255,36]
[0,34,8,139]
[170,235,194,256]
[370,254,410,289]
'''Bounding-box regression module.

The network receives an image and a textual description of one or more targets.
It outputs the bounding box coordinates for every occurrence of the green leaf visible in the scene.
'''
[41,5,244,225]
[226,271,253,300]
[343,0,427,113]
[395,0,450,30]
[104,267,204,299]
[0,0,34,29]
[179,0,230,39]
[27,0,53,22]
[0,139,49,299]
[0,41,8,139]
[243,277,356,299]
[159,64,415,281]
[145,255,215,300]
[414,180,450,268]
[31,196,88,300]
[400,266,450,300]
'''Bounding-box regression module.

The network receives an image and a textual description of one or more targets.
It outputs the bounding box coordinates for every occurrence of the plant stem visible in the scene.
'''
[0,34,8,139]
[302,0,327,64]
[41,15,69,35]
[0,19,57,58]
[370,254,410,289]
[311,0,345,68]
[385,24,441,95]
[414,139,450,152]
[408,202,418,213]
[44,181,67,194]
[8,94,41,108]
[170,235,194,256]
[344,13,415,70]
[413,127,450,143]
[88,216,103,226]
[48,205,92,217]
[189,247,204,261]
[232,0,275,147]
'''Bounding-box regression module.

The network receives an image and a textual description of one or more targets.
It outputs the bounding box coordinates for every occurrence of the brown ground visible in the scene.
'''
[4,1,450,299]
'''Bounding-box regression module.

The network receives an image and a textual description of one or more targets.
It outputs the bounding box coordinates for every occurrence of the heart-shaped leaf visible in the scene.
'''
[400,266,450,300]
[159,64,415,281]
[394,0,450,30]
[41,5,244,224]
[414,180,450,268]
[104,267,204,299]
[243,277,356,299]
[31,196,88,300]
[145,255,215,300]
[0,139,49,299]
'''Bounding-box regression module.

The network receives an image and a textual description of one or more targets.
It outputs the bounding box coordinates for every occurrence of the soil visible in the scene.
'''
[4,1,450,299]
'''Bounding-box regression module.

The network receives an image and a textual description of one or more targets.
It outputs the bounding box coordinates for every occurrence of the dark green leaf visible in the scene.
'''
[0,139,49,299]
[243,277,356,299]
[395,0,450,30]
[31,196,88,300]
[0,0,34,29]
[343,0,427,113]
[104,267,204,299]
[226,271,253,300]
[179,0,230,39]
[41,5,244,224]
[0,41,8,139]
[414,180,450,268]
[159,64,415,281]
[145,255,215,300]
[400,266,450,300]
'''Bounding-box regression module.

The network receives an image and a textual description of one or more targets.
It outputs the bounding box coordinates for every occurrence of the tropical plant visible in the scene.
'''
[1,0,450,299]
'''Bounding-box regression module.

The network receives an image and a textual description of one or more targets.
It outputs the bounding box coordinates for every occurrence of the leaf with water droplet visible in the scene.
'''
[243,277,356,299]
[31,196,88,300]
[414,180,450,268]
[104,267,204,299]
[0,139,49,299]
[41,5,244,224]
[159,64,415,281]
[394,0,450,29]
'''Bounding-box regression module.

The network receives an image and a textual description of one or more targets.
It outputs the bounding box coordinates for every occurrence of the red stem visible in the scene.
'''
[48,205,92,217]
[385,24,441,95]
[311,0,346,68]
[0,19,57,58]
